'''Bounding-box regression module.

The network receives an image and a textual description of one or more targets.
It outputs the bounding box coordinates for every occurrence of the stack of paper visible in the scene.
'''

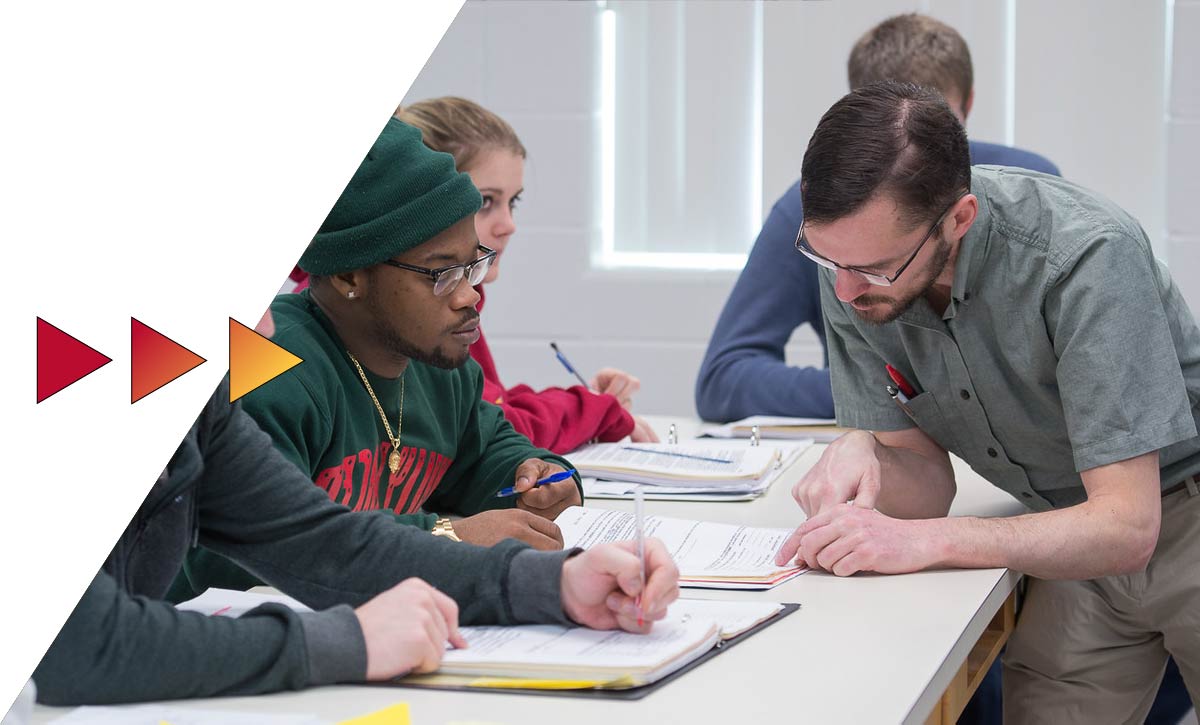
[569,442,780,486]
[570,440,812,501]
[556,506,806,589]
[581,439,812,501]
[700,415,847,443]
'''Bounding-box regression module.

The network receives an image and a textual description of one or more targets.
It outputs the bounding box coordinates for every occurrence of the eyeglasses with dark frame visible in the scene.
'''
[794,197,962,287]
[382,244,497,297]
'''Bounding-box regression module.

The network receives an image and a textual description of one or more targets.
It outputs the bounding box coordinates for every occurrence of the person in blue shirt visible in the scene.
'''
[694,13,1193,725]
[696,13,1058,424]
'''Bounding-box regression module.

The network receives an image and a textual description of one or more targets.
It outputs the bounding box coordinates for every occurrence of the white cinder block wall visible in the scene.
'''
[404,0,1193,417]
[1170,0,1200,307]
[404,1,755,418]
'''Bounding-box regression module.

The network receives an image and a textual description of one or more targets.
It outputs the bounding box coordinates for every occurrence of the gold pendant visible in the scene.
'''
[388,448,401,474]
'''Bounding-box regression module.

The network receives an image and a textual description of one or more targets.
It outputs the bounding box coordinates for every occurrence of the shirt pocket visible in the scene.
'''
[898,391,963,454]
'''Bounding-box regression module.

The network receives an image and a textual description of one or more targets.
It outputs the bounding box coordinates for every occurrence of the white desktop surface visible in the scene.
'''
[34,416,1026,725]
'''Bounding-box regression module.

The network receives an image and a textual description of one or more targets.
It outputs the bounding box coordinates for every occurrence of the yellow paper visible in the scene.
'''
[467,674,639,690]
[338,702,411,725]
[466,677,608,689]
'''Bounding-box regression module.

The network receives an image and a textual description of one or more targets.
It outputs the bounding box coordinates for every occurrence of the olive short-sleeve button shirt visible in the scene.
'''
[822,167,1200,511]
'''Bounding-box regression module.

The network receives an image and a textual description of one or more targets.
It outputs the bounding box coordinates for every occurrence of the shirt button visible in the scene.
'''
[959,389,971,400]
[987,447,998,458]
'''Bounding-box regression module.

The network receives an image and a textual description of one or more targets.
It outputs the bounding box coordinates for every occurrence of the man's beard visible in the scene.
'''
[367,304,477,370]
[850,236,951,325]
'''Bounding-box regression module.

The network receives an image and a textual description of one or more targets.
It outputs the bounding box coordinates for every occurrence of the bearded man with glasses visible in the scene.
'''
[695,13,1062,426]
[776,81,1200,723]
[170,119,582,601]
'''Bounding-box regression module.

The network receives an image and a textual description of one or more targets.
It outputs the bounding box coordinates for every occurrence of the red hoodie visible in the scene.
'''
[471,288,635,454]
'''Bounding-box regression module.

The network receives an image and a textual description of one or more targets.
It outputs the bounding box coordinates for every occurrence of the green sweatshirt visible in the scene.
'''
[172,291,579,597]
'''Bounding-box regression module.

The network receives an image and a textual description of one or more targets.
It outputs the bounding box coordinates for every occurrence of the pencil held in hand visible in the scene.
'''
[634,486,647,627]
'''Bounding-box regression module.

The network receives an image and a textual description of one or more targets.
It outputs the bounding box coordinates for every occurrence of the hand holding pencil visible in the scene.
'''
[550,342,659,443]
[559,538,680,634]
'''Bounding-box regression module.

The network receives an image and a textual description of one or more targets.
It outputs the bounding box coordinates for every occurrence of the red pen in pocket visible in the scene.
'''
[885,364,917,399]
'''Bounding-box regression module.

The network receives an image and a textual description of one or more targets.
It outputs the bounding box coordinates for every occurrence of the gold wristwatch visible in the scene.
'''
[431,517,461,542]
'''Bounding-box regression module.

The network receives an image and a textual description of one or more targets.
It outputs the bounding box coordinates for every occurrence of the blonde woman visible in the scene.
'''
[396,97,657,454]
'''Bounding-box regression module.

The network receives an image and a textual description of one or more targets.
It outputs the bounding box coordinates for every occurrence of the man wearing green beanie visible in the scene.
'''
[171,118,582,598]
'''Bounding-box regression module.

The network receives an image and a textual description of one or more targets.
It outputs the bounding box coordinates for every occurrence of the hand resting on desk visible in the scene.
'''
[778,427,956,575]
[776,504,939,576]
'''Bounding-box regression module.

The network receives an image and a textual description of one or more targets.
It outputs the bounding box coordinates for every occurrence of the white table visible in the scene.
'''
[34,417,1025,724]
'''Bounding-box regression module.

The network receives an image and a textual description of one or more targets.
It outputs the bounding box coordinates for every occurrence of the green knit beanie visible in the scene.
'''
[298,117,482,275]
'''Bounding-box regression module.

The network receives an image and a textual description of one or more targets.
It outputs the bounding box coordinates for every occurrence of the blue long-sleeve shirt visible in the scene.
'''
[695,140,1061,422]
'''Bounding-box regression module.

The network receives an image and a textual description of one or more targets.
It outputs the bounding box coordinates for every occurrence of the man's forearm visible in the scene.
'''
[924,500,1157,579]
[874,439,957,519]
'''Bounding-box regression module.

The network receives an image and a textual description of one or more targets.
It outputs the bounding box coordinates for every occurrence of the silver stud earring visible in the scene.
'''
[347,291,356,299]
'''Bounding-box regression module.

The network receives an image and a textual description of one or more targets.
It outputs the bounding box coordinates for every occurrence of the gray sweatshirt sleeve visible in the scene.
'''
[33,572,365,705]
[195,393,572,625]
[35,383,574,705]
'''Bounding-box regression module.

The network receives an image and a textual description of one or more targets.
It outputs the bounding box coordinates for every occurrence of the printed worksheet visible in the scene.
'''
[556,506,801,578]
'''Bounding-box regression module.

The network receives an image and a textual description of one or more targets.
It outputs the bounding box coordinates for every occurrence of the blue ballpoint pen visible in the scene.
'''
[494,468,578,498]
[549,341,591,389]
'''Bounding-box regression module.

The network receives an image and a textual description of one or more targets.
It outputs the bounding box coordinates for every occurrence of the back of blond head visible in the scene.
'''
[394,97,526,172]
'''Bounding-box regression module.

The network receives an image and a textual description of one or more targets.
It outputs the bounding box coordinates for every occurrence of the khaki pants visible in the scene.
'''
[1002,485,1200,724]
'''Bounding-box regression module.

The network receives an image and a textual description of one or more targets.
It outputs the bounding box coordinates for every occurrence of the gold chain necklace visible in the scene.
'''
[346,350,405,474]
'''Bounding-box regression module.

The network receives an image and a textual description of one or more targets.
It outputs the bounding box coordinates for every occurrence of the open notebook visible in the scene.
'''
[408,599,786,691]
[175,589,792,694]
[556,506,807,589]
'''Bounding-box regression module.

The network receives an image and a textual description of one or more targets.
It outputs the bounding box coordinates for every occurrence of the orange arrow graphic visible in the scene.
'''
[131,318,206,403]
[228,317,303,402]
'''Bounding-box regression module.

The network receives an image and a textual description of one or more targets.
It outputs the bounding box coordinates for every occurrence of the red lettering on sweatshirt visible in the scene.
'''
[410,451,453,511]
[354,440,390,512]
[395,449,428,513]
[313,442,453,515]
[350,446,376,512]
[315,454,358,507]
